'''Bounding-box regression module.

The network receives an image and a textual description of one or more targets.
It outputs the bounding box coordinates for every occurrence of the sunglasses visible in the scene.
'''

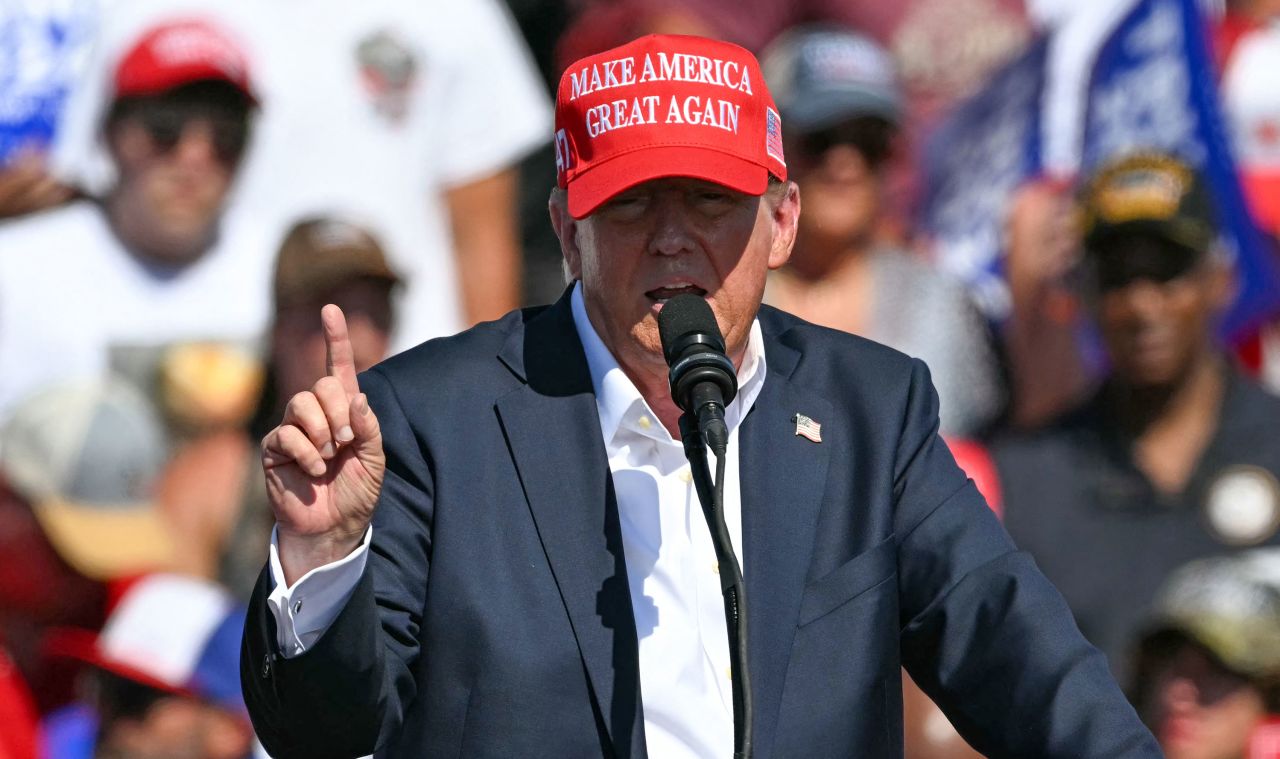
[793,117,895,168]
[133,103,250,164]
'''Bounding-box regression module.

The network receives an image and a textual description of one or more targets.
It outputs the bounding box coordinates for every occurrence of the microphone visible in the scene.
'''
[657,294,738,457]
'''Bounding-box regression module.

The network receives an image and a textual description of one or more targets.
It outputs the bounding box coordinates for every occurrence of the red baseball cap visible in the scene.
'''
[114,19,257,104]
[554,34,787,219]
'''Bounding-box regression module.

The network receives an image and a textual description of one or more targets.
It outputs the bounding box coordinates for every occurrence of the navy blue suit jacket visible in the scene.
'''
[242,293,1160,758]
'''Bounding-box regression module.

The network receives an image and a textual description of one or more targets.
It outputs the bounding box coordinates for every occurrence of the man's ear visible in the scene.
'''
[767,180,800,270]
[549,189,582,280]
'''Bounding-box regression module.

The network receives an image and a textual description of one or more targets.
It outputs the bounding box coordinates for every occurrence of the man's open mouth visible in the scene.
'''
[645,284,707,303]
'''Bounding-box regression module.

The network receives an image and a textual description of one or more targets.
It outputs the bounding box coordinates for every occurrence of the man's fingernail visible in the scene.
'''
[320,442,336,459]
[310,461,328,477]
[355,394,369,414]
[337,426,354,443]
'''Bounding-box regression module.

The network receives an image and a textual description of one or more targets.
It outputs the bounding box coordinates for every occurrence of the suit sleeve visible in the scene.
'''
[892,359,1160,758]
[241,367,434,759]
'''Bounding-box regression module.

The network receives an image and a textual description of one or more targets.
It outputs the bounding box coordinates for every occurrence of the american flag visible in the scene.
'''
[766,107,785,165]
[793,413,822,443]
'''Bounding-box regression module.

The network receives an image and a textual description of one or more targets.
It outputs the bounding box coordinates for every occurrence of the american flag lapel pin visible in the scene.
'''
[792,413,822,443]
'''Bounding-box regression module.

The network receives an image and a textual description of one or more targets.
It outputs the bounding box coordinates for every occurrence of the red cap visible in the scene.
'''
[554,34,787,219]
[114,19,257,104]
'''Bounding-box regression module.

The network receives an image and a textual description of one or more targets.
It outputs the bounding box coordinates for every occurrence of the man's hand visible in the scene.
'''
[262,305,386,584]
[0,152,75,218]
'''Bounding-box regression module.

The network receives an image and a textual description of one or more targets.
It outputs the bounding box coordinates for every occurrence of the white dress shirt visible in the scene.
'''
[267,283,766,757]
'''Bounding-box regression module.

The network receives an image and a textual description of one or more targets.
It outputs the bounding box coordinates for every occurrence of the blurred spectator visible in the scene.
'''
[52,0,551,351]
[0,19,270,430]
[0,0,98,218]
[996,153,1280,680]
[760,25,1005,438]
[1220,21,1280,398]
[1222,21,1280,240]
[0,378,174,713]
[42,573,255,759]
[1129,550,1280,759]
[220,217,400,599]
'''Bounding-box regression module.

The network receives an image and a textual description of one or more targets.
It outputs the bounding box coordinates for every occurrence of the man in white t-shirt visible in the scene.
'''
[53,0,553,351]
[0,18,272,425]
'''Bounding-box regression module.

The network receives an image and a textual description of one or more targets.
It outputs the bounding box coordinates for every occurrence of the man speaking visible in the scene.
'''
[242,35,1159,758]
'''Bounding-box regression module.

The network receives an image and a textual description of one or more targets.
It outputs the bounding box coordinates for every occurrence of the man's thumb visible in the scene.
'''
[348,393,384,464]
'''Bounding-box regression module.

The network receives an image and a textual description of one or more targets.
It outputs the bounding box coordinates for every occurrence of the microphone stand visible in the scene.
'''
[680,414,752,759]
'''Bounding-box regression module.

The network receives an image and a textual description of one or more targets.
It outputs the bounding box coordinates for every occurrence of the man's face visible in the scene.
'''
[1140,640,1267,759]
[109,84,251,262]
[554,176,799,375]
[1091,234,1228,388]
[785,117,892,256]
[96,694,251,759]
[272,279,395,400]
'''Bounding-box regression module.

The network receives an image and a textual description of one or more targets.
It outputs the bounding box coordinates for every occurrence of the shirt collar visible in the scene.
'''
[570,282,767,446]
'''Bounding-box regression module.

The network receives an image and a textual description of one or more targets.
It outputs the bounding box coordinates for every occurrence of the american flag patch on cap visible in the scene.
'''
[792,413,821,443]
[766,107,785,165]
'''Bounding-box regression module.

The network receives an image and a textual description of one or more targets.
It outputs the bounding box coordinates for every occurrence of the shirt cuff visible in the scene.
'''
[266,525,371,658]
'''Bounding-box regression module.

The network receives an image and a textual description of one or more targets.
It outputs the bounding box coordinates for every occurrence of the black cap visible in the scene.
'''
[1079,152,1216,256]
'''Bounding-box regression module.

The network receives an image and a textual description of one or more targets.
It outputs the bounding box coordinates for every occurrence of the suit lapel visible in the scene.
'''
[494,296,646,759]
[739,322,832,755]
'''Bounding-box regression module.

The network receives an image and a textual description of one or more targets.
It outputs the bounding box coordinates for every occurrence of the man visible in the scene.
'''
[243,35,1159,758]
[996,153,1280,680]
[51,0,550,351]
[42,573,256,759]
[0,378,175,712]
[219,217,401,599]
[0,18,270,424]
[759,24,1003,439]
[1129,550,1280,759]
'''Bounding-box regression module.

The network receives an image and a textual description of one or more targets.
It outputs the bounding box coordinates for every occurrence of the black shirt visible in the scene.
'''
[994,366,1280,683]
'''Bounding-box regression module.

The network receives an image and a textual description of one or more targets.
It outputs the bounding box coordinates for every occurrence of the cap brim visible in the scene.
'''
[780,88,902,133]
[33,499,174,581]
[45,626,193,698]
[567,145,771,219]
[1139,619,1265,680]
[1084,219,1209,257]
[116,65,258,106]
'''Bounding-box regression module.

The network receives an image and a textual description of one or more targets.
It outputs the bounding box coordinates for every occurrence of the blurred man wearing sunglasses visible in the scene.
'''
[759,25,1004,439]
[995,152,1280,684]
[0,19,272,426]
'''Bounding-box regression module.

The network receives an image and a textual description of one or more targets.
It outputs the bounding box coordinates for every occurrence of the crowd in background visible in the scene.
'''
[2,0,1280,757]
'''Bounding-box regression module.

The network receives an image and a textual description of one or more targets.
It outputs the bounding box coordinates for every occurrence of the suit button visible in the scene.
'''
[262,654,271,679]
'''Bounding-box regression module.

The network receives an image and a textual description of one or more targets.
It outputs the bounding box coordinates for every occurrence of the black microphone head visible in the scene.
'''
[657,293,737,415]
[657,293,724,365]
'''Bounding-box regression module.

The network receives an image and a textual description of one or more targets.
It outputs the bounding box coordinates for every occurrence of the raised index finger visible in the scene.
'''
[322,304,360,396]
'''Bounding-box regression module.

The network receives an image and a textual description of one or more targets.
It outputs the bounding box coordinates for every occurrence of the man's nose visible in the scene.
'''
[816,143,871,182]
[1162,675,1200,712]
[648,194,697,257]
[171,122,221,167]
[1116,279,1168,317]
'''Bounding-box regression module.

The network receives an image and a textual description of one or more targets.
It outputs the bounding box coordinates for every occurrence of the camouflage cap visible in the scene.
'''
[1142,549,1280,681]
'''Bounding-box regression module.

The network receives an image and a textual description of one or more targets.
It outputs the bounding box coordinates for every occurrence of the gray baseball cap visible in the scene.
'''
[760,25,903,134]
[0,377,175,580]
